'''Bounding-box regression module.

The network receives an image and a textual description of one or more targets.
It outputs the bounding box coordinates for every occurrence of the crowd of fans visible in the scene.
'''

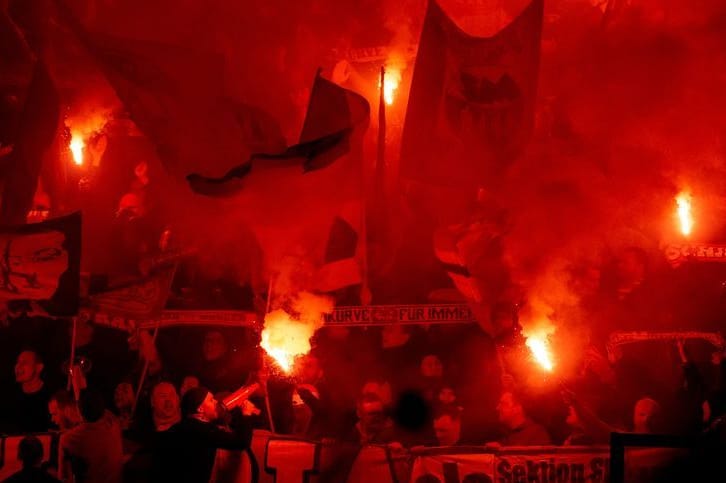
[3,306,726,483]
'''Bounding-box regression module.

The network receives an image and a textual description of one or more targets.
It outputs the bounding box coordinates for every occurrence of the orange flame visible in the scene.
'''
[70,133,85,166]
[675,192,693,237]
[380,67,401,105]
[260,309,316,373]
[525,331,554,372]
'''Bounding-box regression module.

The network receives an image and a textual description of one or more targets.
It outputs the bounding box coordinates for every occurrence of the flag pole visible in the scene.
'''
[361,66,387,306]
[131,322,160,416]
[262,275,276,433]
[376,66,386,190]
[66,317,77,393]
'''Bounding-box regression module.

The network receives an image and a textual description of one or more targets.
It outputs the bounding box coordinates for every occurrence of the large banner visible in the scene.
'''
[0,434,696,483]
[0,212,81,315]
[211,432,402,483]
[411,446,611,483]
[400,0,543,189]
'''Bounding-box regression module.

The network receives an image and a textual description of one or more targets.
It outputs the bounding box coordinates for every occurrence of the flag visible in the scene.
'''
[433,217,514,336]
[0,212,81,316]
[86,265,176,319]
[433,225,484,304]
[186,128,352,197]
[399,0,543,190]
[187,72,370,196]
[314,209,363,294]
[0,60,59,226]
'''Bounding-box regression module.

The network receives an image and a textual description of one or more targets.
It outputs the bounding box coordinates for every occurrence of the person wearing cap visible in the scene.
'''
[153,386,254,483]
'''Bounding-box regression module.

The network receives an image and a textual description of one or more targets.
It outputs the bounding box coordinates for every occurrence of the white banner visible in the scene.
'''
[323,304,475,326]
[85,304,476,332]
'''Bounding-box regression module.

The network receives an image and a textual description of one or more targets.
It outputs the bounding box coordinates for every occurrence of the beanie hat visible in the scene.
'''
[181,386,209,417]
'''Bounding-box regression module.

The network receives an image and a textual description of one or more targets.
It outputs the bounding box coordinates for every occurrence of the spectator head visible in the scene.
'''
[616,246,648,288]
[79,390,106,423]
[114,382,134,413]
[181,386,218,421]
[151,382,180,431]
[14,350,43,386]
[382,324,410,349]
[438,385,457,406]
[497,391,528,430]
[633,397,660,433]
[17,436,44,469]
[296,354,322,384]
[49,390,82,430]
[203,331,228,362]
[361,379,393,407]
[357,394,388,432]
[420,354,444,379]
[565,405,582,429]
[180,375,200,397]
[433,407,462,446]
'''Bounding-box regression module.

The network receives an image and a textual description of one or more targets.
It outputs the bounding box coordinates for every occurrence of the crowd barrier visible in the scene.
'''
[0,431,694,483]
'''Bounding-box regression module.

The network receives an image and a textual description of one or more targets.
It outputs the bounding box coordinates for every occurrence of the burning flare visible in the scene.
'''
[260,292,331,372]
[675,192,693,237]
[525,331,554,372]
[381,67,401,105]
[260,310,310,372]
[70,133,85,166]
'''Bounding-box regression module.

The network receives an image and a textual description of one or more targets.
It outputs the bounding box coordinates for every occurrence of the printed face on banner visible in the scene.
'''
[0,231,67,303]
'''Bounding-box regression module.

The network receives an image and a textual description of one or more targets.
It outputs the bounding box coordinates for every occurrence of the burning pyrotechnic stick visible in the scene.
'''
[379,65,401,105]
[69,133,85,166]
[524,331,555,373]
[675,191,693,237]
[222,383,260,410]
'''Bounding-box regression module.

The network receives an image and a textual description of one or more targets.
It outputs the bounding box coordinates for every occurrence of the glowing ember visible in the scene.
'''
[675,192,693,236]
[381,67,401,105]
[525,333,554,372]
[260,309,315,373]
[70,134,85,166]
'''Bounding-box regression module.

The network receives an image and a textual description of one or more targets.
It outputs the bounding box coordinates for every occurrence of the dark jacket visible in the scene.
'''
[154,410,253,483]
[501,419,552,446]
[2,467,61,483]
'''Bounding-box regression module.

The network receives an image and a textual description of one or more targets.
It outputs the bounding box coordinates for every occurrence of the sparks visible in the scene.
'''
[675,192,693,237]
[525,334,554,372]
[70,134,85,166]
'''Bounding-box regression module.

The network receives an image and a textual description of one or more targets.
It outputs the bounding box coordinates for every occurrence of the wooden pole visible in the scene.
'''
[131,323,160,416]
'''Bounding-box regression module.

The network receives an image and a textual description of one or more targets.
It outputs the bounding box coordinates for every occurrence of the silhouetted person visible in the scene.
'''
[2,435,59,483]
[58,390,123,483]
